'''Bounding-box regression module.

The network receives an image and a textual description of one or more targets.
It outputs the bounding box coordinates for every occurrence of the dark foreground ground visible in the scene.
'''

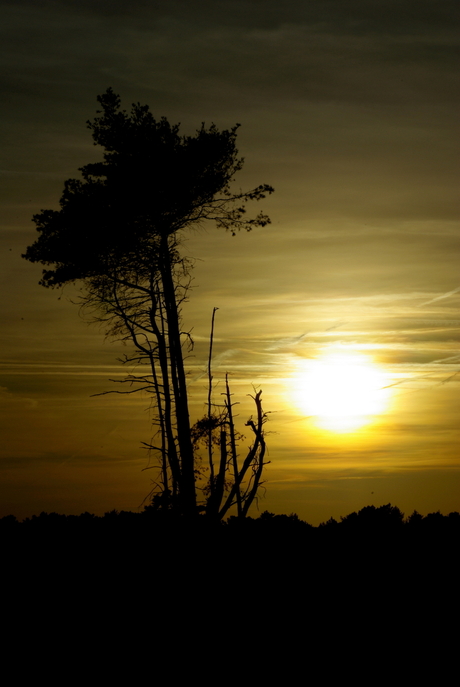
[2,503,458,671]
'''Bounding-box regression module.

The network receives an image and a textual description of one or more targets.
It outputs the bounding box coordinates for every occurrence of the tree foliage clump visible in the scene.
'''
[23,89,274,519]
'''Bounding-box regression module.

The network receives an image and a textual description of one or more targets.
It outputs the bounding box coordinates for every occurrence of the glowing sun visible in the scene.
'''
[294,352,391,432]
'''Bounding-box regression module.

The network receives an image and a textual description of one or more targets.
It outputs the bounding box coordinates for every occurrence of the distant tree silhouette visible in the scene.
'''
[340,504,405,534]
[23,89,274,518]
[406,510,424,529]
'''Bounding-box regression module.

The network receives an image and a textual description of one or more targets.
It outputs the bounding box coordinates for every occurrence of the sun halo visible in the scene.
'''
[293,352,391,433]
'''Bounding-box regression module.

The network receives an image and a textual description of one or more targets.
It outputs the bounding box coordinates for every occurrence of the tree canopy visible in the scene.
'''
[24,88,273,288]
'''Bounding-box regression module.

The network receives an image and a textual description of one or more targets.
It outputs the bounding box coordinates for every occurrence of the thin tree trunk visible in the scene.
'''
[213,430,227,513]
[241,391,266,516]
[148,293,181,492]
[149,350,169,499]
[225,374,242,517]
[207,307,218,496]
[218,390,265,520]
[159,233,196,514]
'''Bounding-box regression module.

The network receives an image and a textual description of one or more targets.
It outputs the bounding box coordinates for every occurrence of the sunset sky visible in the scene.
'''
[1,0,459,523]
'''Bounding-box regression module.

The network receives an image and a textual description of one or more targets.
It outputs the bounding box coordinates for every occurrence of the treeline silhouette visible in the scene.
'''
[3,502,457,604]
[3,502,456,639]
[2,502,459,545]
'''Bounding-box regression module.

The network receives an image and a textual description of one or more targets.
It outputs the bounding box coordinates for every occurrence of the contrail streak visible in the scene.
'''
[419,286,460,307]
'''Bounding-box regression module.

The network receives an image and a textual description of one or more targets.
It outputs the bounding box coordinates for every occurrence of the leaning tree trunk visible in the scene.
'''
[159,232,196,515]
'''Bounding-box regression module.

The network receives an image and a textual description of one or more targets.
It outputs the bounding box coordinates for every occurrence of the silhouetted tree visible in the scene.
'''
[340,504,405,539]
[23,89,274,517]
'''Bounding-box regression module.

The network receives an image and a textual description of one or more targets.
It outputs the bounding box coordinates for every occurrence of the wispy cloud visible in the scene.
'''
[419,286,460,307]
[265,332,309,351]
[190,348,238,382]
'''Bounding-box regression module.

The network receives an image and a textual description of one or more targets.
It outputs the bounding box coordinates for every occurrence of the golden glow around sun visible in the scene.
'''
[293,351,391,433]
